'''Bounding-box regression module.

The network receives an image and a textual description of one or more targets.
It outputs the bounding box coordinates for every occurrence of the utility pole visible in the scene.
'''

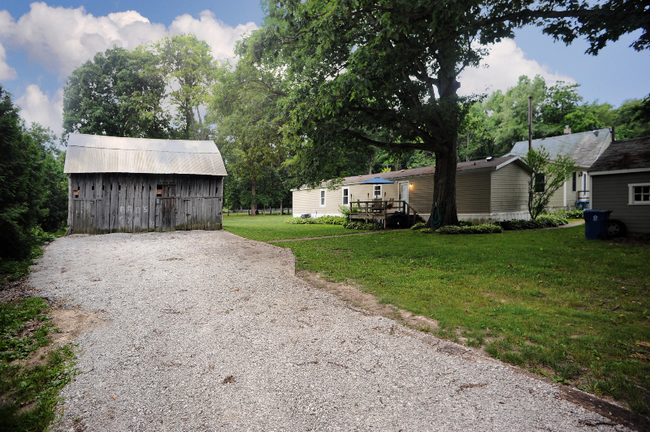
[528,96,533,152]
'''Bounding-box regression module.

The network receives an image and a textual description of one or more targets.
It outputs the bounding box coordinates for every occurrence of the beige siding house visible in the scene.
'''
[589,136,650,234]
[508,128,613,209]
[292,155,531,222]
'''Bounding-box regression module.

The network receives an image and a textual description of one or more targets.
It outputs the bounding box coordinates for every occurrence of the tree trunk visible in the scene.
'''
[430,137,459,227]
[280,200,283,215]
[250,178,257,215]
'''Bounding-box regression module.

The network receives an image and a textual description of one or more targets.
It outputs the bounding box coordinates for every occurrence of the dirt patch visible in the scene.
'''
[19,303,106,368]
[296,270,439,331]
[0,279,38,303]
[609,233,650,247]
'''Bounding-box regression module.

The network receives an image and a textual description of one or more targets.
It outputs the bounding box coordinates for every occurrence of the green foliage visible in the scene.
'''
[0,298,77,432]
[250,0,646,225]
[614,97,650,139]
[461,76,646,162]
[344,221,383,230]
[498,214,569,230]
[0,87,46,260]
[289,215,347,225]
[437,224,503,235]
[153,34,219,140]
[63,46,170,139]
[26,125,68,232]
[209,58,289,212]
[0,298,52,361]
[410,222,428,230]
[523,146,576,220]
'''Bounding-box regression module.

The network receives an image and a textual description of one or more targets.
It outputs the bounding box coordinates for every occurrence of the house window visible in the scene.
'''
[572,172,576,192]
[342,187,350,206]
[320,189,326,207]
[373,185,382,199]
[534,173,546,193]
[629,183,650,205]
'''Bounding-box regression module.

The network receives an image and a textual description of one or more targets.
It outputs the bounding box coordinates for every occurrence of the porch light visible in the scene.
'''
[409,183,413,188]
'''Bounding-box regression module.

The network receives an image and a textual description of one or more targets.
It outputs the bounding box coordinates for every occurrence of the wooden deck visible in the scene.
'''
[348,200,418,228]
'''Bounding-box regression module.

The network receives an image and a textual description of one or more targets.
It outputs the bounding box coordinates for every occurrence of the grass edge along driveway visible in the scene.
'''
[224,215,650,416]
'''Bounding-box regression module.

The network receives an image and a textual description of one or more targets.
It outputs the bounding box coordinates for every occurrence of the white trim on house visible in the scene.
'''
[590,168,650,176]
[495,155,523,171]
[373,185,382,199]
[320,189,326,207]
[342,187,350,206]
[458,211,531,223]
[629,183,650,205]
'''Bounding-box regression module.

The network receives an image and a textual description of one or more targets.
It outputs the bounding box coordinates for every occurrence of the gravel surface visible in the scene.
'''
[29,230,629,431]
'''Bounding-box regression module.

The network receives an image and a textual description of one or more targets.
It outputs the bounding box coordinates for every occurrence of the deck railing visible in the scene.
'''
[348,199,417,228]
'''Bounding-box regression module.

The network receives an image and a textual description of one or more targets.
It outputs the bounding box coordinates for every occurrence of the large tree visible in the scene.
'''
[248,0,648,226]
[209,60,288,214]
[153,34,219,140]
[63,46,170,139]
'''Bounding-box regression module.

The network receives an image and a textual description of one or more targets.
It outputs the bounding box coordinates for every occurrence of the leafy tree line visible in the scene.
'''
[62,12,648,218]
[457,76,650,162]
[238,0,648,226]
[63,34,218,140]
[0,86,67,260]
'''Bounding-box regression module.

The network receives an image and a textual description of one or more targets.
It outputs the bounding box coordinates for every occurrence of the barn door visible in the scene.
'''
[157,183,177,231]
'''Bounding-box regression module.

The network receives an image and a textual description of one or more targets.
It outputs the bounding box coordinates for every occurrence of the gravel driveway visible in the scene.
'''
[29,230,629,431]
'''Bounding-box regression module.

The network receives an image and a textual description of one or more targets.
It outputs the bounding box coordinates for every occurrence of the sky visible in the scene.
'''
[1,1,648,137]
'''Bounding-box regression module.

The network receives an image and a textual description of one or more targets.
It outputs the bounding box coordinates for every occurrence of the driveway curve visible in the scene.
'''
[29,230,628,431]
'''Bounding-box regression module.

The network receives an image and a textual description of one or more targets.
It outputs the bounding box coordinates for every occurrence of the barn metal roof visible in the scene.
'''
[64,134,227,176]
[508,128,612,168]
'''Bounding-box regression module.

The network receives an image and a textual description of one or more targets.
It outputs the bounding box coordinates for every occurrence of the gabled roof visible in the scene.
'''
[508,128,612,168]
[589,136,650,173]
[64,134,227,176]
[296,155,527,190]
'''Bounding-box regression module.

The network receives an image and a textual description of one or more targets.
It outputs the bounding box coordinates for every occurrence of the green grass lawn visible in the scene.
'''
[223,213,365,241]
[226,219,649,414]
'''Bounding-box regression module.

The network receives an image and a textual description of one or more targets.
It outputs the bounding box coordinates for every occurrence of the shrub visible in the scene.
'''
[344,221,382,230]
[410,222,427,230]
[498,214,568,230]
[288,215,347,225]
[437,224,502,235]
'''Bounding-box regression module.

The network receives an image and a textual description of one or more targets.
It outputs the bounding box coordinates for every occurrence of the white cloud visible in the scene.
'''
[15,85,64,136]
[2,3,167,78]
[0,3,257,79]
[0,4,258,136]
[458,39,575,96]
[0,42,17,80]
[168,11,257,60]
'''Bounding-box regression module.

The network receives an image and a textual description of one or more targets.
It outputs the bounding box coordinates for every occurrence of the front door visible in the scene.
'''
[399,181,410,205]
[158,183,176,231]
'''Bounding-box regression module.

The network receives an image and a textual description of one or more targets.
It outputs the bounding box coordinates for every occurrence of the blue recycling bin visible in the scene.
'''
[584,209,612,240]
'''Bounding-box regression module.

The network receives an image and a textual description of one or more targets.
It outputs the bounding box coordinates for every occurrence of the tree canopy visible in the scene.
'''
[63,46,170,139]
[63,34,220,141]
[1,87,67,259]
[247,0,649,225]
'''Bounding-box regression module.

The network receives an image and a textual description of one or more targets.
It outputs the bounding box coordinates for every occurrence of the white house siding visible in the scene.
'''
[592,172,650,234]
[491,163,529,213]
[407,176,435,215]
[457,171,490,214]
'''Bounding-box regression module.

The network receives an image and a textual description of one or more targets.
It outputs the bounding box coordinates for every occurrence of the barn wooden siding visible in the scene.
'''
[68,173,223,234]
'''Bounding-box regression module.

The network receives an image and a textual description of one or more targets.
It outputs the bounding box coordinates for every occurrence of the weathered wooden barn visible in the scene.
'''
[64,134,227,234]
